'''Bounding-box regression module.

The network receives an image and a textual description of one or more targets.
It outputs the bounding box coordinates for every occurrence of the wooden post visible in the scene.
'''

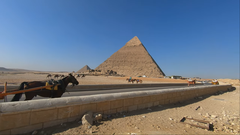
[4,82,8,102]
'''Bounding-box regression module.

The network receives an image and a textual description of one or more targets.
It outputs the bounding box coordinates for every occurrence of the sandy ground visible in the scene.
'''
[0,72,239,135]
[1,72,238,86]
[0,72,189,86]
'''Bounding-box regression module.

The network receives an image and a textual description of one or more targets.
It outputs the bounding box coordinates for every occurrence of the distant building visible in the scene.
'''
[171,75,182,79]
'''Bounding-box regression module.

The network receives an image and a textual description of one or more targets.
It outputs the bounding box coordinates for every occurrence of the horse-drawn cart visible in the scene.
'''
[188,80,196,87]
[0,74,79,102]
[212,81,219,85]
[0,82,57,102]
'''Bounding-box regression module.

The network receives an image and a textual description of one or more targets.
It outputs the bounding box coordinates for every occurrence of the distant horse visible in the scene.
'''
[126,78,135,83]
[60,75,65,78]
[54,74,60,79]
[76,74,85,78]
[135,79,143,84]
[11,74,79,101]
[80,74,85,78]
[46,74,52,79]
[188,80,196,87]
[75,74,80,78]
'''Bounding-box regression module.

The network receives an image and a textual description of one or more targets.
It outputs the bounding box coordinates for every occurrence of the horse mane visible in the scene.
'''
[62,75,69,81]
[61,74,74,81]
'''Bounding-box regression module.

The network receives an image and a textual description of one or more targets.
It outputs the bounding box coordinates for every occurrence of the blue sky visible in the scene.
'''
[0,0,239,79]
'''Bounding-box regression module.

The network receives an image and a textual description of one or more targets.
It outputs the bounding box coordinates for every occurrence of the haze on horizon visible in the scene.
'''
[0,0,239,79]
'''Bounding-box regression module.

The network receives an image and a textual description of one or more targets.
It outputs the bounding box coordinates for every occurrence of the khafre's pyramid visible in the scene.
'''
[95,36,165,78]
[77,65,91,73]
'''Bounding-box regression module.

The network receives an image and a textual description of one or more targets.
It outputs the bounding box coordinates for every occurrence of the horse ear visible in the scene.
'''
[69,73,73,76]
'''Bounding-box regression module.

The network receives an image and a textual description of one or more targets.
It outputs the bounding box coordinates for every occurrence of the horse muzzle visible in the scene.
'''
[72,82,79,87]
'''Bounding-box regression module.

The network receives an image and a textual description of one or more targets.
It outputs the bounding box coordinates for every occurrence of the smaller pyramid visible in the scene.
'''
[77,65,91,73]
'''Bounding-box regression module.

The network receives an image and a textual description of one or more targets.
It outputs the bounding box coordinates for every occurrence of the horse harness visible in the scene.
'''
[23,79,66,98]
[46,79,66,97]
[46,79,60,90]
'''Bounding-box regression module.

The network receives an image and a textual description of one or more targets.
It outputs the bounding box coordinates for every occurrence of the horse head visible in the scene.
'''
[67,73,79,86]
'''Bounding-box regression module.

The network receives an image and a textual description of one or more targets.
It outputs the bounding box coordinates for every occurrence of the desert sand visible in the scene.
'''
[0,72,189,86]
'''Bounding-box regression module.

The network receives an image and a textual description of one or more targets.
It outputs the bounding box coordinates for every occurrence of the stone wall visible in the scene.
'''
[0,83,193,92]
[0,85,232,134]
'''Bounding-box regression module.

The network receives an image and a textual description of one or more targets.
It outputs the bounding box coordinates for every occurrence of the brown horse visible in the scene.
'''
[11,74,79,101]
[46,74,52,79]
[135,79,143,84]
[126,78,135,83]
[60,75,65,78]
[76,74,85,78]
[54,74,60,79]
[75,74,80,78]
[188,80,196,86]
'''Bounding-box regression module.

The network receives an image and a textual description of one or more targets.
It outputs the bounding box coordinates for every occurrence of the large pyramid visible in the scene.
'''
[95,36,165,78]
[77,65,91,73]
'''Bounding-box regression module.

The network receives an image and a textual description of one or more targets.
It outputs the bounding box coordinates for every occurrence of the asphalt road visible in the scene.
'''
[1,84,212,102]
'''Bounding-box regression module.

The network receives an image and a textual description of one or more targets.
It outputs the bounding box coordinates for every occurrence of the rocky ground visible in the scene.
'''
[0,72,239,135]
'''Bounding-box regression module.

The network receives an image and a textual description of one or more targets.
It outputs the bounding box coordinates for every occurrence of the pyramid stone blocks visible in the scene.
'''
[95,36,165,78]
[77,65,91,73]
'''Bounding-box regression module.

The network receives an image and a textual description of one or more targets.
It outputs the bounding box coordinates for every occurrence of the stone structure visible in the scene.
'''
[0,85,232,135]
[77,65,91,73]
[106,70,117,75]
[95,36,165,78]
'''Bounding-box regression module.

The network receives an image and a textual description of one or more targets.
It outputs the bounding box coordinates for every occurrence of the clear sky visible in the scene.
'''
[0,0,239,79]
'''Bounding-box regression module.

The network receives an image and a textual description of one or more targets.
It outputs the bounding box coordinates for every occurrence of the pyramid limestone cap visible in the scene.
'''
[125,36,142,47]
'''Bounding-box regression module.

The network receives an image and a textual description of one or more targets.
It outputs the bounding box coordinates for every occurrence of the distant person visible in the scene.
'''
[129,76,132,82]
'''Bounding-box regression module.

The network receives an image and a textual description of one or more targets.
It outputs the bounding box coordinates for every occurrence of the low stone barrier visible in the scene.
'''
[0,85,232,134]
[0,83,192,91]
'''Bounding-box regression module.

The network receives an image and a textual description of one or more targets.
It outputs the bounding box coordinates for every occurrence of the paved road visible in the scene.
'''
[1,84,212,102]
